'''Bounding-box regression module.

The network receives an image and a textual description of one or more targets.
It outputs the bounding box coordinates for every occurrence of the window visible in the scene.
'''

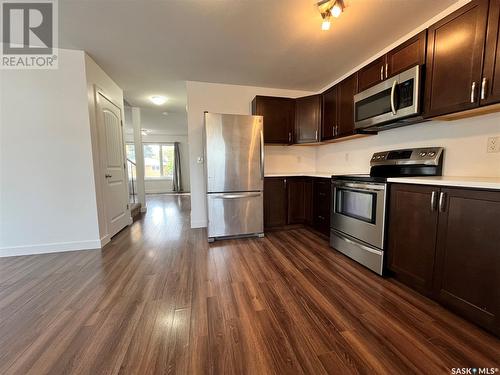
[143,143,175,178]
[125,143,136,163]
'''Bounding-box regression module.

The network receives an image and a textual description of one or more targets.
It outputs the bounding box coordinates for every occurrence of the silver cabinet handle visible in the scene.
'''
[283,178,287,188]
[470,81,477,103]
[315,129,318,141]
[260,130,264,180]
[335,125,339,135]
[380,66,384,81]
[332,124,335,136]
[385,63,388,78]
[438,192,447,212]
[390,80,398,115]
[430,191,437,211]
[481,77,487,100]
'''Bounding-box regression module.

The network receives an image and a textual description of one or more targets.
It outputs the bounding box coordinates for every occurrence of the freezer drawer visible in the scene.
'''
[207,192,263,239]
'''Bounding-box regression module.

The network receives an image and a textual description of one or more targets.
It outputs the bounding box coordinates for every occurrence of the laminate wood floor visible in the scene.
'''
[1,195,499,374]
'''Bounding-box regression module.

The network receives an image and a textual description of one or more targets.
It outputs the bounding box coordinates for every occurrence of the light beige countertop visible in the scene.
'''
[265,173,500,190]
[264,172,333,178]
[387,176,500,190]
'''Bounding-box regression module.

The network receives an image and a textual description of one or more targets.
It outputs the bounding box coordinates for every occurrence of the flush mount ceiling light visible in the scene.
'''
[150,95,168,105]
[317,0,345,30]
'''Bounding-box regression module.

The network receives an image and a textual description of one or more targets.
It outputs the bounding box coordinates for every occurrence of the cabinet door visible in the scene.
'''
[481,0,500,105]
[252,96,294,144]
[424,0,489,117]
[357,56,386,92]
[434,188,500,334]
[304,178,314,225]
[264,177,287,228]
[313,178,331,235]
[287,178,306,224]
[295,95,321,144]
[337,74,357,136]
[388,184,440,296]
[321,86,338,140]
[386,30,427,78]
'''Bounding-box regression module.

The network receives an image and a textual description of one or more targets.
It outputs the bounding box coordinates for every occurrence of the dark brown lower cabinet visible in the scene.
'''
[263,177,287,229]
[287,177,313,224]
[433,188,500,335]
[388,184,439,296]
[264,177,330,233]
[388,183,500,335]
[312,178,331,235]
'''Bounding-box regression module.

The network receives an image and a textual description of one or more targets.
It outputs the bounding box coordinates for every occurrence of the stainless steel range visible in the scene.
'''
[330,147,444,275]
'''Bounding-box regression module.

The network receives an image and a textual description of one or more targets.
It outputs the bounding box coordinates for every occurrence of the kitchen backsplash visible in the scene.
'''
[266,112,500,177]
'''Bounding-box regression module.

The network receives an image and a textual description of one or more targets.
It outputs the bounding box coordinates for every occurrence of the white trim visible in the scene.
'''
[0,240,102,258]
[191,219,207,228]
[100,234,111,247]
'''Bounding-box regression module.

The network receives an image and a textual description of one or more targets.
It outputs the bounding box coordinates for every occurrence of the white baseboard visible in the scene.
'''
[0,239,102,258]
[191,219,207,228]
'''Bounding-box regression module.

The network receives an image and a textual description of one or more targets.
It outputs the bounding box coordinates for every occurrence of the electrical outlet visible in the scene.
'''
[487,137,500,153]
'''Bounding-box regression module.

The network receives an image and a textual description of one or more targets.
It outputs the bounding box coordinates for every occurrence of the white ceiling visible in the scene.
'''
[60,0,457,113]
[124,107,188,135]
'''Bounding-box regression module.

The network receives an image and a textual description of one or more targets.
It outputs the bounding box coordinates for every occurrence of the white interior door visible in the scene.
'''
[97,92,130,237]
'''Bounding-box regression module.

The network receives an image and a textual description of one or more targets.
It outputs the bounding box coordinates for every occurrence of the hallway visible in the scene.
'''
[0,195,498,374]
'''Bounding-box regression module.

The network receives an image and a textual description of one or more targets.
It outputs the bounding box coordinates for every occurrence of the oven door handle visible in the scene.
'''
[336,187,384,194]
[390,80,398,115]
[333,182,386,192]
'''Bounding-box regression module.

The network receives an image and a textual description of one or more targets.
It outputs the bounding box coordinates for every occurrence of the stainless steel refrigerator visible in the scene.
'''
[204,112,264,241]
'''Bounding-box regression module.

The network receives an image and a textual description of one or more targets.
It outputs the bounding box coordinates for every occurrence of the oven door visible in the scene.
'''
[354,65,421,129]
[331,181,387,249]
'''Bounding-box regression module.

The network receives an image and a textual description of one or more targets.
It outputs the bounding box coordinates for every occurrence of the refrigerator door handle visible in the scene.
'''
[210,193,262,199]
[260,129,264,180]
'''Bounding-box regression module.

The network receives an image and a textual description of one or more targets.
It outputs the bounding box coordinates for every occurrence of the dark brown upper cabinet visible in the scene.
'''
[337,74,358,136]
[357,31,427,94]
[321,85,338,141]
[482,0,500,105]
[424,0,489,117]
[252,96,295,144]
[357,56,387,93]
[295,94,321,144]
[386,30,427,78]
[321,74,357,140]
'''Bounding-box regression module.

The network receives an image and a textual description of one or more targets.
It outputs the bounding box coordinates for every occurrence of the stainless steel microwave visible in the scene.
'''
[354,65,422,130]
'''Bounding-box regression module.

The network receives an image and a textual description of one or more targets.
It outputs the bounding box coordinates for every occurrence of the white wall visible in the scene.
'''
[186,81,313,228]
[84,53,127,244]
[316,114,500,176]
[0,49,101,256]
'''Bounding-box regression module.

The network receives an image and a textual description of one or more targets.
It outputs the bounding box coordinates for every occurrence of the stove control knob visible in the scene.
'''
[419,152,427,157]
[428,152,436,157]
